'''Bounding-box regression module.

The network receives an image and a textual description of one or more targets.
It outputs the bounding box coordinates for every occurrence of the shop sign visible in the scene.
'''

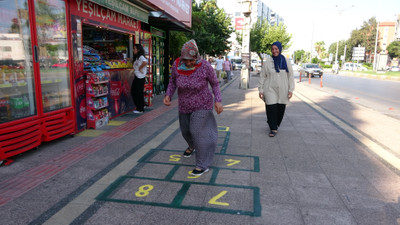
[146,0,192,27]
[88,0,148,23]
[235,17,244,30]
[72,0,140,30]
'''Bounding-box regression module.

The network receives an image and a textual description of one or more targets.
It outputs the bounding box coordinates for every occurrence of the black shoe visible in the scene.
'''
[191,168,209,176]
[269,130,277,137]
[183,147,195,158]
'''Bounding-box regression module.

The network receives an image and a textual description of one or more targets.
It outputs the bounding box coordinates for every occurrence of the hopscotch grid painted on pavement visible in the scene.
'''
[95,127,262,217]
[96,176,261,217]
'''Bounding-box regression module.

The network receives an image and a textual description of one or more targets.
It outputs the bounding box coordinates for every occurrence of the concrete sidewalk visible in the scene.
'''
[0,71,400,225]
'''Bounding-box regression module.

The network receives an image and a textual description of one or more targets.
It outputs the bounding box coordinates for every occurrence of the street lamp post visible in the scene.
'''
[240,0,251,89]
[373,22,379,71]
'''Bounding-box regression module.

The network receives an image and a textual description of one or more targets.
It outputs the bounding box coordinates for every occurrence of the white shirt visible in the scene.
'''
[133,55,147,79]
[215,58,224,70]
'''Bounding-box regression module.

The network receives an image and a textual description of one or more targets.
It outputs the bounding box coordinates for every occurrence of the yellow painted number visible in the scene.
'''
[208,191,229,206]
[135,184,154,197]
[169,154,181,162]
[187,170,199,179]
[225,159,240,166]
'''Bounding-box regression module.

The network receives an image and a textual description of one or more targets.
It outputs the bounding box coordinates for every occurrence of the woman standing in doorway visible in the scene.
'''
[258,41,294,137]
[163,39,223,176]
[131,44,147,114]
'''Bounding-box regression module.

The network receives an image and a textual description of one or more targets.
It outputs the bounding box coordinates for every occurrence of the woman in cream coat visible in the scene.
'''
[258,41,295,137]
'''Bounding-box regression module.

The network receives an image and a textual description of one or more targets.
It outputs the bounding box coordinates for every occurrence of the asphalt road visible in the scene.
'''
[294,71,400,120]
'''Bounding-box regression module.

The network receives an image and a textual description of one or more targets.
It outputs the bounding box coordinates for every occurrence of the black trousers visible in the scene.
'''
[131,77,145,111]
[265,103,286,131]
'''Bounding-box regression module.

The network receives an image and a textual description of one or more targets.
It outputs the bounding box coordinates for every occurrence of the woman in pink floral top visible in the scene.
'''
[164,40,223,176]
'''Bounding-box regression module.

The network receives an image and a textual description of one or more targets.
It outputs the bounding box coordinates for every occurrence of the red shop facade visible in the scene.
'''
[0,0,192,164]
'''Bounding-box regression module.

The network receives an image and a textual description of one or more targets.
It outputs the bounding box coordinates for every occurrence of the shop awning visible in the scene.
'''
[125,0,192,32]
[148,11,192,32]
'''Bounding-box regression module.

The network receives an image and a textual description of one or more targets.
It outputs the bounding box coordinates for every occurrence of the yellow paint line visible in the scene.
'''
[76,130,107,137]
[107,121,127,126]
[294,91,400,171]
[218,126,230,132]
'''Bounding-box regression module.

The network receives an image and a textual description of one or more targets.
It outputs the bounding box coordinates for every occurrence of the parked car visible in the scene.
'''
[231,58,242,70]
[390,66,399,72]
[343,62,367,71]
[300,63,323,77]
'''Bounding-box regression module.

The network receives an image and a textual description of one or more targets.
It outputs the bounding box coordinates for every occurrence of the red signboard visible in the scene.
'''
[235,17,244,30]
[70,0,140,31]
[146,0,192,28]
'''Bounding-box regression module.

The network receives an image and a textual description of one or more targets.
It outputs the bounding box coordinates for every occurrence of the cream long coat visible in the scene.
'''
[258,57,295,105]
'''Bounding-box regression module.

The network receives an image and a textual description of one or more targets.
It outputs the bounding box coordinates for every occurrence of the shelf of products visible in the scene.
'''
[82,25,132,71]
[141,32,153,106]
[86,69,110,129]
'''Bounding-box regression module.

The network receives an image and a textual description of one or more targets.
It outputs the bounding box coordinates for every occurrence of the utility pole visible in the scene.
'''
[240,0,251,89]
[373,22,379,71]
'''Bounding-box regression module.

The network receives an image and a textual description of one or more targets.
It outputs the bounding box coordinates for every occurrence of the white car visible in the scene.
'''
[390,66,399,72]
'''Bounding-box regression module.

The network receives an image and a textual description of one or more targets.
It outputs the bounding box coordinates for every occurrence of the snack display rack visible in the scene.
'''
[85,69,110,129]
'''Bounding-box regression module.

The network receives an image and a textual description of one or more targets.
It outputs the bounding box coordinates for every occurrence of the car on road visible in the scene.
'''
[300,63,323,77]
[343,62,368,71]
[230,58,242,70]
[390,66,399,72]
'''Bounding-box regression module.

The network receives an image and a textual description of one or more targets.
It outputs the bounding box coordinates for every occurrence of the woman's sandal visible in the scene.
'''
[183,147,195,158]
[269,130,278,137]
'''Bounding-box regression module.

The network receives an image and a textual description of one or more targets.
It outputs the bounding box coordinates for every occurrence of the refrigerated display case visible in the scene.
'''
[140,31,153,106]
[151,27,166,95]
[0,0,74,163]
[35,0,74,141]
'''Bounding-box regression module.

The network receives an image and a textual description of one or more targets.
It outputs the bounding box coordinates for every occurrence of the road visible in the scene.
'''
[294,71,400,120]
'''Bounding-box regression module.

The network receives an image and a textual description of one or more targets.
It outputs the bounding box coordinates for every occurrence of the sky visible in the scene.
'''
[216,0,400,52]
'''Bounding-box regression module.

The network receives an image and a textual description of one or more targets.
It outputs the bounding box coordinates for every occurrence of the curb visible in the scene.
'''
[339,72,400,81]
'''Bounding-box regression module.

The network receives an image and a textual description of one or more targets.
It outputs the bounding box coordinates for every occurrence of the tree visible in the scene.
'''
[250,19,291,61]
[314,41,326,59]
[328,40,350,62]
[170,31,189,59]
[188,0,234,56]
[348,17,377,62]
[387,41,400,59]
[293,50,305,64]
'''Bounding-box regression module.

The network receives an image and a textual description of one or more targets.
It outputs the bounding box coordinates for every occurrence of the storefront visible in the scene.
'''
[0,0,192,164]
[69,0,147,130]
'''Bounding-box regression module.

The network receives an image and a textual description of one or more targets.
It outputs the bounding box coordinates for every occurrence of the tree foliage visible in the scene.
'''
[170,31,189,59]
[250,18,292,60]
[387,41,400,58]
[187,0,234,56]
[314,41,326,59]
[293,50,305,64]
[328,40,350,62]
[168,0,233,58]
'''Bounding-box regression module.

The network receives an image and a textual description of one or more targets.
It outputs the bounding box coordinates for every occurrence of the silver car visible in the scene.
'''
[300,63,323,77]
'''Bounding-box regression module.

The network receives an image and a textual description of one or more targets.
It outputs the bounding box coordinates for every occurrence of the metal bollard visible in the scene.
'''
[308,72,311,84]
[299,72,302,82]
